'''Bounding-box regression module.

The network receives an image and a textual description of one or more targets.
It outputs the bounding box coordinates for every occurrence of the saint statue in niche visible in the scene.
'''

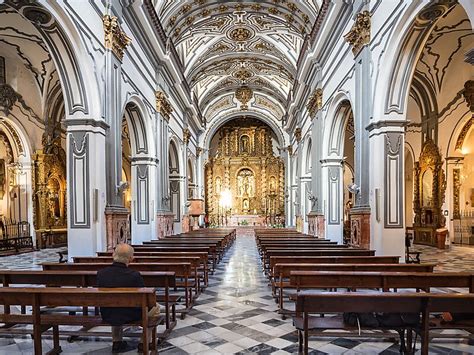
[242,198,250,213]
[269,176,276,193]
[240,135,249,154]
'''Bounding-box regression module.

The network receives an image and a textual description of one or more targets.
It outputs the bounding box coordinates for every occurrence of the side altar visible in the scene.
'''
[205,119,285,226]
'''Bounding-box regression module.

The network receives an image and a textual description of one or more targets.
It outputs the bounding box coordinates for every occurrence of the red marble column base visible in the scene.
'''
[156,212,174,239]
[182,215,190,233]
[307,212,325,239]
[349,208,371,249]
[105,206,130,251]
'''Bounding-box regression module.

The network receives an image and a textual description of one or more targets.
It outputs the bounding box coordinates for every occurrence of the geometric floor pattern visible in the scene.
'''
[0,229,473,354]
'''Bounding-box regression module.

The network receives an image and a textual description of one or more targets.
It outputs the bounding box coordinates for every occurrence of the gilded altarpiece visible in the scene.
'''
[205,121,285,225]
[32,137,67,248]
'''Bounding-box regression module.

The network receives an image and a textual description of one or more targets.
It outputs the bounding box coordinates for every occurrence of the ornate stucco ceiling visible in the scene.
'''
[155,0,320,124]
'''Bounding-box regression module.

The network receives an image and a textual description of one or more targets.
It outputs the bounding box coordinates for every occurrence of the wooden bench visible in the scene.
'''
[268,255,400,278]
[131,246,219,272]
[96,252,209,286]
[73,256,206,292]
[0,287,159,354]
[42,262,195,317]
[294,292,474,355]
[263,249,376,273]
[0,270,176,337]
[273,264,437,312]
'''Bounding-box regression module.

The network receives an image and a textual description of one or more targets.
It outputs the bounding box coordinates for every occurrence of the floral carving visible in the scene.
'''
[344,11,371,56]
[103,15,131,61]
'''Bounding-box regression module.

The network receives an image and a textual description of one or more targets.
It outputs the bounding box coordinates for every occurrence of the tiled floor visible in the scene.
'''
[0,231,473,354]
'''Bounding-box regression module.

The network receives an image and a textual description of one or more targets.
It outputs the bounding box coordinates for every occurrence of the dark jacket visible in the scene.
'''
[96,262,145,326]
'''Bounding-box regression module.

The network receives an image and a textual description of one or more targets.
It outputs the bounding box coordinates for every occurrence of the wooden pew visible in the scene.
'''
[0,270,176,337]
[42,262,195,317]
[96,251,209,286]
[131,246,219,272]
[294,292,474,355]
[73,256,206,292]
[268,255,400,278]
[274,265,437,312]
[0,287,158,354]
[263,249,376,272]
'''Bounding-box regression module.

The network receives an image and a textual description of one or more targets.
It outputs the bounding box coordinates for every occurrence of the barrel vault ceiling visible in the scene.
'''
[155,0,320,125]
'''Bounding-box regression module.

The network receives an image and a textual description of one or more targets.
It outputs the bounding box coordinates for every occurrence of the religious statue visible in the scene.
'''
[269,176,276,193]
[243,198,249,212]
[237,169,254,197]
[240,135,249,154]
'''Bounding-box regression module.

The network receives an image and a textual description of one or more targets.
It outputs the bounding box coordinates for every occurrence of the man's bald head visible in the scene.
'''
[113,243,134,265]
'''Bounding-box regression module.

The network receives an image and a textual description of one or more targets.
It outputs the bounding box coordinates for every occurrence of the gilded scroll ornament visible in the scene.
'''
[463,80,474,113]
[294,127,302,143]
[235,86,253,110]
[156,91,173,120]
[344,10,371,56]
[183,128,191,145]
[453,169,461,219]
[455,117,473,151]
[307,88,322,119]
[103,15,131,61]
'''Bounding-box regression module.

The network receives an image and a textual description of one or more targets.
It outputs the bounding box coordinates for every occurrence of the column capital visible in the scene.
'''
[344,10,371,56]
[366,119,406,137]
[102,14,131,61]
[320,157,344,166]
[307,88,323,119]
[155,91,173,121]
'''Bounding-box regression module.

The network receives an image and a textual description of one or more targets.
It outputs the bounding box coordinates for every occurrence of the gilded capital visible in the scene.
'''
[294,127,302,143]
[463,80,474,113]
[103,15,131,61]
[307,88,322,119]
[183,128,191,145]
[155,91,173,120]
[287,145,293,156]
[196,147,203,157]
[344,10,371,56]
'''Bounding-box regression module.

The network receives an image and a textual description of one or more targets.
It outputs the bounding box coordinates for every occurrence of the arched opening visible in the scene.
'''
[323,98,355,244]
[169,140,181,232]
[0,5,78,250]
[401,3,473,248]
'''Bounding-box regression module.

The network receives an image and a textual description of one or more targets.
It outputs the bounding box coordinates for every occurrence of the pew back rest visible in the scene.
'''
[289,271,474,292]
[0,287,156,308]
[275,263,436,278]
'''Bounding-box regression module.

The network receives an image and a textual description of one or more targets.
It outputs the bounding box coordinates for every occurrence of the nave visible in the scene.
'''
[0,229,473,354]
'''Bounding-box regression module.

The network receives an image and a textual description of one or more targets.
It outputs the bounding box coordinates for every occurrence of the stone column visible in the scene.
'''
[65,119,108,259]
[367,122,405,256]
[155,91,174,238]
[321,158,344,243]
[344,10,372,248]
[102,14,131,249]
[307,88,325,238]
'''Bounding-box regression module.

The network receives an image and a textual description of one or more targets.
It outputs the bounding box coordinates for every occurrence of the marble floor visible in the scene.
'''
[0,231,473,354]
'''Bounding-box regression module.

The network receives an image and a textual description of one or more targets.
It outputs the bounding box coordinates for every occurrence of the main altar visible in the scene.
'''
[205,119,285,226]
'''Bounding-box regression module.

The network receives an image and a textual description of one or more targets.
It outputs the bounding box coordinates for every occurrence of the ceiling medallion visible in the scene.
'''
[235,86,253,110]
[228,27,254,42]
[233,69,253,82]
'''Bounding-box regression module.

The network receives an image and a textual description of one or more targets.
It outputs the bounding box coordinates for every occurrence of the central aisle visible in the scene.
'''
[159,229,401,354]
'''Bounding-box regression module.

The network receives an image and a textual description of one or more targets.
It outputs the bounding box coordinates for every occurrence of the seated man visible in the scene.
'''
[97,243,159,353]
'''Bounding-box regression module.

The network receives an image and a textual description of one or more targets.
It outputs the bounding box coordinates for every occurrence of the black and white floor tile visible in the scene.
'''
[0,230,473,354]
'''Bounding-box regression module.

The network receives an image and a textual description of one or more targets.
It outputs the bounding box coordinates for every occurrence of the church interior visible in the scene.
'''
[0,0,473,354]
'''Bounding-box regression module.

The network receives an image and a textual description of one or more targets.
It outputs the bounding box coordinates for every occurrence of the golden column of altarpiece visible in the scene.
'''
[205,120,285,225]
